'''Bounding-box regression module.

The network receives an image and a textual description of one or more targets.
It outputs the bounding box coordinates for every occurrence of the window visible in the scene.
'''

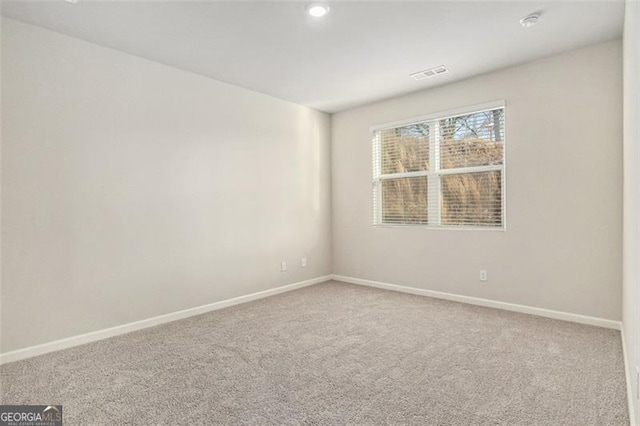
[372,102,505,229]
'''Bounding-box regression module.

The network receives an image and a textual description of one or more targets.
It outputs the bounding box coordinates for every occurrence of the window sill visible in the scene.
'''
[373,224,506,232]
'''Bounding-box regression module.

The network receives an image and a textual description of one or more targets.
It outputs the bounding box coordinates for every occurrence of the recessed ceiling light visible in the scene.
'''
[64,0,79,3]
[307,3,330,18]
[520,13,540,28]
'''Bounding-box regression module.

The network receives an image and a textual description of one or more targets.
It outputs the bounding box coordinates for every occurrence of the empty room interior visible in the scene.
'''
[0,0,639,424]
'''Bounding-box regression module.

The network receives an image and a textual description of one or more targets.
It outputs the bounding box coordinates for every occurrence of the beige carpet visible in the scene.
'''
[0,281,629,425]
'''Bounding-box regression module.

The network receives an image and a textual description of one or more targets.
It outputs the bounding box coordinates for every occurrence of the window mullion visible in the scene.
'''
[373,132,382,224]
[428,121,441,225]
[379,170,430,179]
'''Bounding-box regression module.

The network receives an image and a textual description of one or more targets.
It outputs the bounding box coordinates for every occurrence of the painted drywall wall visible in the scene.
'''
[0,18,332,353]
[332,40,623,321]
[0,17,4,355]
[623,0,640,422]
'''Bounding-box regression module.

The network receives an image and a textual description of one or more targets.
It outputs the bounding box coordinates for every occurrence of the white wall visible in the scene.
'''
[0,17,4,356]
[332,40,623,321]
[0,18,332,353]
[0,15,627,365]
[623,0,640,423]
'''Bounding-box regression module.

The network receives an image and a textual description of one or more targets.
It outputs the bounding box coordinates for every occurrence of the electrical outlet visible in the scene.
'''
[301,257,307,268]
[479,270,488,281]
[281,261,287,272]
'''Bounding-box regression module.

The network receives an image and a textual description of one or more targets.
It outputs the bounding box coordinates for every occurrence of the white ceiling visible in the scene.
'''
[1,0,624,113]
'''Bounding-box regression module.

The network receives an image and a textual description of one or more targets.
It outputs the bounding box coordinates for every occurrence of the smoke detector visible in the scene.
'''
[410,65,449,81]
[520,13,540,28]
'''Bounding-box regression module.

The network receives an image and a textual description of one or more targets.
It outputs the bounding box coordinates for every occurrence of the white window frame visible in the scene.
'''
[371,100,506,231]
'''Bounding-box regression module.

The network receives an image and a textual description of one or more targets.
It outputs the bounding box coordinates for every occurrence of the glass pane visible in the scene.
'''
[381,177,428,224]
[439,109,504,169]
[441,171,502,226]
[379,123,429,175]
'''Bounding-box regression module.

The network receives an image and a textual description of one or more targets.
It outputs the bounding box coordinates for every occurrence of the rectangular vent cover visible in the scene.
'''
[410,65,449,81]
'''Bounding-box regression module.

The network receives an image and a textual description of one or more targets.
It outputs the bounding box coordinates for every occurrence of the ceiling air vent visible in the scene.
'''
[410,65,449,81]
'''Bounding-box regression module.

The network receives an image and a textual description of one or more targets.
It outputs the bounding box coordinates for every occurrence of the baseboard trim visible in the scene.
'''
[1,274,621,365]
[331,275,621,330]
[0,275,332,365]
[622,327,639,425]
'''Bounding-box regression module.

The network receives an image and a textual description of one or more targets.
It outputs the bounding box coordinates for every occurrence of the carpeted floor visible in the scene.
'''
[0,281,629,425]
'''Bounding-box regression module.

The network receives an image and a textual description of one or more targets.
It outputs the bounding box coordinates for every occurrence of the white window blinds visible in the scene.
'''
[372,102,505,229]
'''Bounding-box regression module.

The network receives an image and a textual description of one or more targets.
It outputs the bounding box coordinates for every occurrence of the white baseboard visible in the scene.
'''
[1,274,621,366]
[622,328,639,426]
[0,275,332,365]
[331,274,622,330]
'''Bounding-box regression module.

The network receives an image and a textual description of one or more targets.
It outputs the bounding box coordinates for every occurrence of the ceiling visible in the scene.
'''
[1,0,624,113]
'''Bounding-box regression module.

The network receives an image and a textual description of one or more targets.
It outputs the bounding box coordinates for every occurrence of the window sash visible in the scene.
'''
[372,102,505,229]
